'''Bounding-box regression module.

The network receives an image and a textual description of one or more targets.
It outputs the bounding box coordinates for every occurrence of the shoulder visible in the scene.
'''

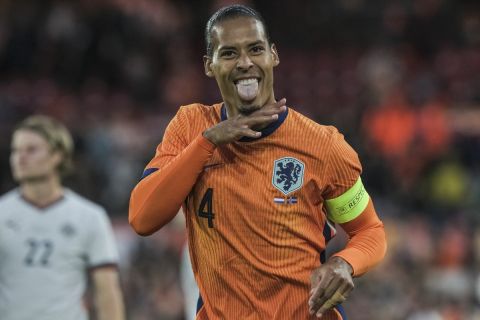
[63,189,107,218]
[177,103,221,120]
[170,103,222,139]
[0,189,21,208]
[288,108,342,142]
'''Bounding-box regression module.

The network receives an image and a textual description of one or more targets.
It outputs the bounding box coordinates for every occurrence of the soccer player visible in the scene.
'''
[0,116,125,320]
[129,5,387,320]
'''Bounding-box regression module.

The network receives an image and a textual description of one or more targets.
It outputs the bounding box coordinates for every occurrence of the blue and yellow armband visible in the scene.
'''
[325,177,370,224]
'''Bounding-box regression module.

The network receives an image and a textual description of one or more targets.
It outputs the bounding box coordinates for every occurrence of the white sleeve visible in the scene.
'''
[85,209,119,268]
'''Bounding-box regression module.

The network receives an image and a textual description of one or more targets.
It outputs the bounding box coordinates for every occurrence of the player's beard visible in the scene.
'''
[238,103,261,115]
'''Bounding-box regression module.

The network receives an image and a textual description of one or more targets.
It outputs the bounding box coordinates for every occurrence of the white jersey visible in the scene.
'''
[0,189,119,320]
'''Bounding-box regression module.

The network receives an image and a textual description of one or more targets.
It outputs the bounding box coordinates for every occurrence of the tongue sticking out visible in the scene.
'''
[236,79,259,101]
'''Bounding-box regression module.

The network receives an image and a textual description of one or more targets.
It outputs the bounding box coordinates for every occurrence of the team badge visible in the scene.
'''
[272,157,305,195]
[60,223,76,238]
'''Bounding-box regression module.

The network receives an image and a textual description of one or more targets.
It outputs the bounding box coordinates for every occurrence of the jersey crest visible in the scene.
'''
[61,223,77,238]
[272,157,305,195]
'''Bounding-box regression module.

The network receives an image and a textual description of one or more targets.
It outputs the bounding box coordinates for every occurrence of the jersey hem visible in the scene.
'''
[87,262,118,272]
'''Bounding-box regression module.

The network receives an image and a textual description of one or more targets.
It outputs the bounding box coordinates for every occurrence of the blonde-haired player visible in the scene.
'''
[0,115,125,320]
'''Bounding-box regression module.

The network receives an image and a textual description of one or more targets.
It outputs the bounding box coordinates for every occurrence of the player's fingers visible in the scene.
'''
[254,98,287,116]
[315,300,341,318]
[308,275,333,315]
[322,276,343,301]
[315,290,347,318]
[244,98,286,119]
[258,105,287,117]
[338,278,354,298]
[266,98,287,111]
[236,126,261,139]
[273,97,287,108]
[241,114,279,127]
[249,108,281,118]
[309,275,341,315]
[315,282,353,318]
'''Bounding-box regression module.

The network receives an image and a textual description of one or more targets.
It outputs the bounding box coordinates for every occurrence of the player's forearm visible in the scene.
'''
[93,269,125,320]
[334,224,386,276]
[129,135,215,235]
[96,287,125,320]
[333,200,387,276]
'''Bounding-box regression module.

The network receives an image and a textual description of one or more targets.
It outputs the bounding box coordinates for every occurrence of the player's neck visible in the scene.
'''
[20,176,64,208]
[226,97,277,131]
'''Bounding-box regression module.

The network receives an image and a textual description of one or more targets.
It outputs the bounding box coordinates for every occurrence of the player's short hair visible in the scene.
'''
[15,115,74,176]
[205,4,271,57]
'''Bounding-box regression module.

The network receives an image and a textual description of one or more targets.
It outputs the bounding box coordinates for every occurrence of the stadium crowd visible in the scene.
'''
[0,0,479,319]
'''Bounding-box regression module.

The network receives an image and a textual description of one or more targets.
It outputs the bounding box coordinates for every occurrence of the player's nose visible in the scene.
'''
[236,52,254,71]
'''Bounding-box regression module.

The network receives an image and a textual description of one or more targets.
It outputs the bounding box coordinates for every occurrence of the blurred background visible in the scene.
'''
[0,0,479,319]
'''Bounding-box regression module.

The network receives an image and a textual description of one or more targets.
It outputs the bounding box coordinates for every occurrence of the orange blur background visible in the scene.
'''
[0,1,480,319]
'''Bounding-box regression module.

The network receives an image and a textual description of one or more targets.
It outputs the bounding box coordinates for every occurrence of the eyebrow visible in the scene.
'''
[218,45,237,51]
[248,40,265,47]
[218,40,267,52]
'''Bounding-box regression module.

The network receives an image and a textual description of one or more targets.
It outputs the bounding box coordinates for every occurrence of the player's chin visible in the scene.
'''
[238,105,260,115]
[238,99,261,115]
[15,173,47,183]
[13,175,29,183]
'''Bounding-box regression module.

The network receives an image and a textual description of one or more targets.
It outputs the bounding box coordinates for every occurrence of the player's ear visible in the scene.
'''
[203,55,214,78]
[51,151,63,170]
[271,44,279,67]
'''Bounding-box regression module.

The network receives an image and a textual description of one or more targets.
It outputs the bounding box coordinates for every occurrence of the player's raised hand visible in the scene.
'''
[308,256,354,318]
[203,98,287,146]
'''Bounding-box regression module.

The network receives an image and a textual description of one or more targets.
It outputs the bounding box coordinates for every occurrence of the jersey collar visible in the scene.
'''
[18,189,66,211]
[220,104,288,142]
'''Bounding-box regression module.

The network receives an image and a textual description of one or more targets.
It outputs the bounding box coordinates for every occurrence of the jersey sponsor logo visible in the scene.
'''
[272,157,305,195]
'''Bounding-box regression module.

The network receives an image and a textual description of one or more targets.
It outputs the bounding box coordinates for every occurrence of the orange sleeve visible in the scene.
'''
[332,199,387,276]
[322,128,387,276]
[322,128,361,199]
[129,107,216,236]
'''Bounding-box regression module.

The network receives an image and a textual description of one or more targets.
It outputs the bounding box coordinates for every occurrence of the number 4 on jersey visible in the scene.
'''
[198,188,214,228]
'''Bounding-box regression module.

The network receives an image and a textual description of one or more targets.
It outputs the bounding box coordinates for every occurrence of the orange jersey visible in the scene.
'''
[129,103,386,320]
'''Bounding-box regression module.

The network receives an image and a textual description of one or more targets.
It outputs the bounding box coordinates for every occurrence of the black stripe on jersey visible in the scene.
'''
[323,221,333,242]
[335,305,348,319]
[196,294,204,314]
[141,168,159,180]
[320,221,333,264]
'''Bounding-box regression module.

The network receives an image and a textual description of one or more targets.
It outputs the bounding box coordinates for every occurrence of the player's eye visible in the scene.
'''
[251,46,265,54]
[220,50,236,58]
[26,146,39,154]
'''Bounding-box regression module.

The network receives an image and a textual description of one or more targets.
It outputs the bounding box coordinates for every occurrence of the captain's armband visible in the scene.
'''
[325,177,370,223]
